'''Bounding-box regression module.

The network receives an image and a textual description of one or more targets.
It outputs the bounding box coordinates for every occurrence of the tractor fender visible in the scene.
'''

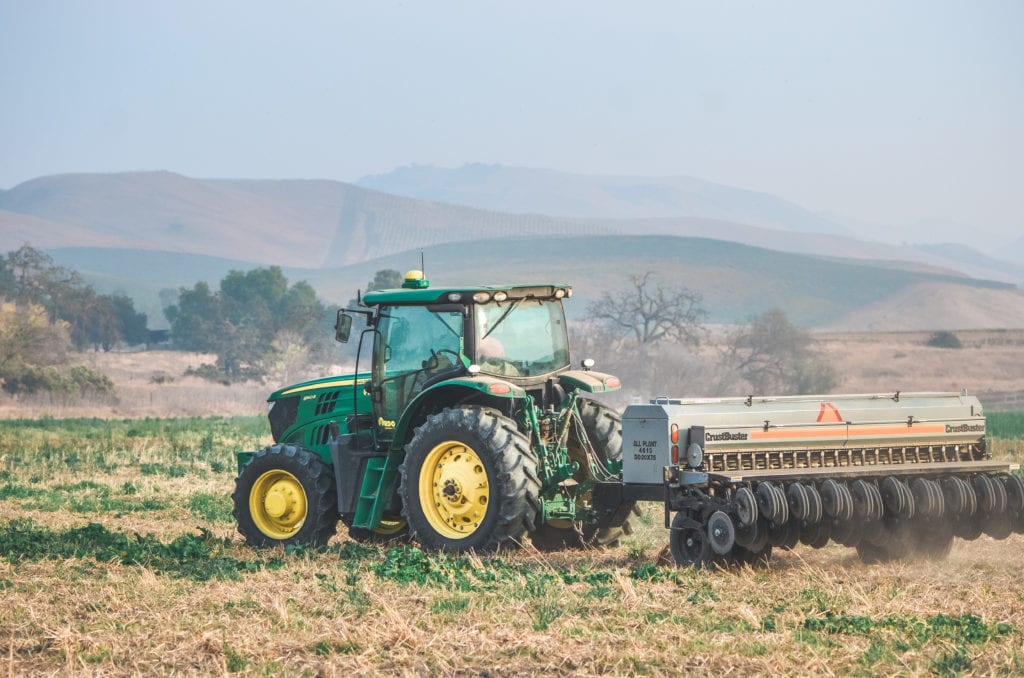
[558,370,621,394]
[390,376,526,450]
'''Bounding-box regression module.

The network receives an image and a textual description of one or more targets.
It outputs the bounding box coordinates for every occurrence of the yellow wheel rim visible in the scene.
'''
[374,516,408,535]
[418,440,489,539]
[250,469,308,540]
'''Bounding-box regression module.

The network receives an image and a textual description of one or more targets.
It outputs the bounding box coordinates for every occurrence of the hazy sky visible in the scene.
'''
[1,1,1021,245]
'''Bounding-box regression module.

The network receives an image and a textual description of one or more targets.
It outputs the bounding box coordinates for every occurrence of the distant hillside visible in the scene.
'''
[4,170,1020,287]
[823,282,1024,332]
[357,163,853,236]
[0,172,330,266]
[48,236,1023,332]
[911,243,1024,285]
[0,172,617,268]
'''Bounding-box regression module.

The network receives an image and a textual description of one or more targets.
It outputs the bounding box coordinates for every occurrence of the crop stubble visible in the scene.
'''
[1,418,1023,675]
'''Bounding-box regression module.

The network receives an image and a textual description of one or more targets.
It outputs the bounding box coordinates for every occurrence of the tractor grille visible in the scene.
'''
[268,396,299,442]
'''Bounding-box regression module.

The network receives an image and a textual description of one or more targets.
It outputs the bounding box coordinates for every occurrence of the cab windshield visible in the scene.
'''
[474,298,570,378]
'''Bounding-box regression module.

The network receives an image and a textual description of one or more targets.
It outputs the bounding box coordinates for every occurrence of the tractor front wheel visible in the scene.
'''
[233,444,338,547]
[400,406,541,553]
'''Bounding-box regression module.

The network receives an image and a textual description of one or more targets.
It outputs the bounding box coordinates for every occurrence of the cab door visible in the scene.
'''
[372,304,464,442]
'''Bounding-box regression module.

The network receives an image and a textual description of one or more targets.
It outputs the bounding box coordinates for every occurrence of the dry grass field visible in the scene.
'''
[0,333,1022,675]
[2,328,1022,420]
[817,330,1024,406]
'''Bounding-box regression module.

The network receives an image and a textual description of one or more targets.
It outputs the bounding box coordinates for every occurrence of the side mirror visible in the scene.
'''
[335,311,353,343]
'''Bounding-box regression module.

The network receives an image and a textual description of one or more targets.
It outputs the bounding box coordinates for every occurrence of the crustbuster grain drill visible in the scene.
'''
[232,272,1023,565]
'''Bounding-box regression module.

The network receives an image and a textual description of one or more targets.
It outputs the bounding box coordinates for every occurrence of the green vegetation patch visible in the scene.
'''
[1,479,168,514]
[0,519,283,582]
[802,611,1015,675]
[988,411,1024,440]
[804,611,1012,643]
[188,492,234,522]
[335,543,614,596]
[0,415,266,477]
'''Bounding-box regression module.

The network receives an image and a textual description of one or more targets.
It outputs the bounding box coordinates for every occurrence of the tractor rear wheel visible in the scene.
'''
[233,444,338,547]
[531,398,636,551]
[399,406,541,553]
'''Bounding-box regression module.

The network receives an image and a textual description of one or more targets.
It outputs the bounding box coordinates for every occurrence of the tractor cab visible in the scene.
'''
[338,270,575,446]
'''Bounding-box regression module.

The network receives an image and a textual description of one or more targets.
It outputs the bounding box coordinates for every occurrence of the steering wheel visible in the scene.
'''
[424,348,461,371]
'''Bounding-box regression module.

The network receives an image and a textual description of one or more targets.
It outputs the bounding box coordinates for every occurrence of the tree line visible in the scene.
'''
[1,248,837,399]
[0,245,149,350]
[583,272,838,397]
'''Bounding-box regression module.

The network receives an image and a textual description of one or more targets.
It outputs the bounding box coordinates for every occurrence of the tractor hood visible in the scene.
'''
[266,372,372,447]
[268,373,371,401]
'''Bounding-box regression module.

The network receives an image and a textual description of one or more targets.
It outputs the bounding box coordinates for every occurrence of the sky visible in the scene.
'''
[1,1,1021,248]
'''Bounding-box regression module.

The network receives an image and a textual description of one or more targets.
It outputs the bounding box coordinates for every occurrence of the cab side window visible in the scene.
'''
[375,305,463,427]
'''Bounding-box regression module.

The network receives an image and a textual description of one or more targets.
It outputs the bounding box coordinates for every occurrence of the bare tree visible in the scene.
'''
[587,272,706,346]
[720,308,837,395]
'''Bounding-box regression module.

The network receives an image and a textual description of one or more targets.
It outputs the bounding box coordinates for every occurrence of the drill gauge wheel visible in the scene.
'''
[670,512,713,567]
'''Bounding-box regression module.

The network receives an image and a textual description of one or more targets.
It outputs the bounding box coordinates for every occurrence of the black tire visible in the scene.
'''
[531,398,634,550]
[341,514,410,544]
[669,512,714,567]
[399,406,541,553]
[233,444,338,548]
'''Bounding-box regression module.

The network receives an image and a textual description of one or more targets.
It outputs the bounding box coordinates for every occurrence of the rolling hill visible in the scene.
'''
[3,170,1022,332]
[0,172,613,267]
[2,171,1020,284]
[48,236,1024,332]
[356,163,853,235]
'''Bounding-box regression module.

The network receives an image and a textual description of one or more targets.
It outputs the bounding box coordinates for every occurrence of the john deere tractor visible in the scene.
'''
[233,271,635,552]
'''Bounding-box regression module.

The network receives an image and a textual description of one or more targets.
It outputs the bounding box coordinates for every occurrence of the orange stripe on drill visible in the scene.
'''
[750,423,946,440]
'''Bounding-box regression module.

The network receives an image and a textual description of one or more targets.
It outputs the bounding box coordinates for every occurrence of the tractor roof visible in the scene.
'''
[361,271,572,306]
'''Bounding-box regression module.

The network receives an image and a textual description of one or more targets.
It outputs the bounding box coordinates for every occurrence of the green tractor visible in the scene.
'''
[233,271,636,552]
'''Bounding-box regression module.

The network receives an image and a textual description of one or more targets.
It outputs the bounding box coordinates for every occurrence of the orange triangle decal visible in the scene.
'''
[817,402,843,423]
